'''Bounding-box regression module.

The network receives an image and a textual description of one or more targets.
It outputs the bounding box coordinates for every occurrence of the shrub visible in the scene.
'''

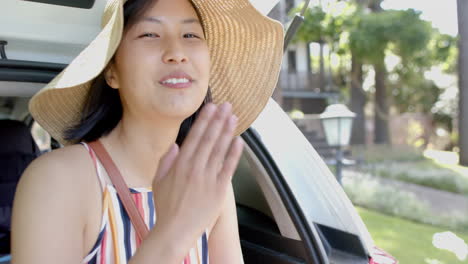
[343,171,468,231]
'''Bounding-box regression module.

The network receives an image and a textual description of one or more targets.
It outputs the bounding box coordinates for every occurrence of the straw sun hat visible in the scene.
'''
[29,0,284,145]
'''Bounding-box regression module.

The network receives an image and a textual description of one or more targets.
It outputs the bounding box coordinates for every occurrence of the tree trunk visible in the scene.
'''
[350,54,366,145]
[368,0,383,12]
[369,0,389,144]
[319,41,325,91]
[373,61,391,144]
[306,42,313,88]
[458,0,468,165]
[328,48,334,91]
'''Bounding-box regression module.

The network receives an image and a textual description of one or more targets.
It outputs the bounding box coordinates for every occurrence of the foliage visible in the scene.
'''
[391,71,442,113]
[360,161,468,195]
[289,1,457,125]
[390,31,457,114]
[351,145,468,194]
[291,5,327,43]
[350,144,425,163]
[291,2,355,48]
[343,173,468,230]
[349,9,432,66]
[431,33,459,73]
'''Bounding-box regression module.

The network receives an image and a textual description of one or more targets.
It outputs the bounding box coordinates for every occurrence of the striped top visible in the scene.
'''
[80,142,209,264]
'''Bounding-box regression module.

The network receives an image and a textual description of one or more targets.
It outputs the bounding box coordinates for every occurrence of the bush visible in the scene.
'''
[343,172,468,231]
[350,144,425,163]
[358,161,468,195]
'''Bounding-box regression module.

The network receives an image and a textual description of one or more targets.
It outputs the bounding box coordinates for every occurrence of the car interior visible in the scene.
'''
[0,82,308,263]
[0,0,378,263]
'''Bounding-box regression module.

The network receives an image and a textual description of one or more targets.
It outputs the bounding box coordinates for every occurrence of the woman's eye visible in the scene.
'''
[184,33,200,39]
[140,33,159,38]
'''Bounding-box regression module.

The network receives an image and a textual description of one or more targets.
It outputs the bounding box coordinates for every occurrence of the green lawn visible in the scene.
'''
[357,207,468,264]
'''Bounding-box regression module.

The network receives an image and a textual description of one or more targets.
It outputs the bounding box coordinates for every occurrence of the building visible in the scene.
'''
[268,0,338,115]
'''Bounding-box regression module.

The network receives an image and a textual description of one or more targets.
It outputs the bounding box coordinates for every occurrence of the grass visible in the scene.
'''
[357,207,468,264]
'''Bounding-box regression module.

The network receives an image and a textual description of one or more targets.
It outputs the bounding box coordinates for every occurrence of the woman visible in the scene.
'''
[11,0,283,263]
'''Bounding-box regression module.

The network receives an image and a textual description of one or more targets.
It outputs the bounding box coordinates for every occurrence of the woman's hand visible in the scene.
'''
[151,102,243,246]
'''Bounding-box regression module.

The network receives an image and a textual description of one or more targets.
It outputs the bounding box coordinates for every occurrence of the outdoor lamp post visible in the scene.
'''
[320,104,356,185]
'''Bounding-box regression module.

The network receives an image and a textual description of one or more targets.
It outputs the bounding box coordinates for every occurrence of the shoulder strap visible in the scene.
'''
[88,140,149,241]
[80,142,108,193]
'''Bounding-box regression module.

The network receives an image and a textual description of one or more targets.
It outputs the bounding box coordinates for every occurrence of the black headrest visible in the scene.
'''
[0,120,39,155]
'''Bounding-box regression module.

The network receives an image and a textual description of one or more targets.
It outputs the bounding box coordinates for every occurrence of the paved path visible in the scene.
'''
[344,169,468,217]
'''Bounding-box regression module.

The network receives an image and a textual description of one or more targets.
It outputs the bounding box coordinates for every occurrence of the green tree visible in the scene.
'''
[391,31,457,114]
[349,7,432,144]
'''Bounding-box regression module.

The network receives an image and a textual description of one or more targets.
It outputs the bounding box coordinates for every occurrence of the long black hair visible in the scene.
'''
[65,0,212,146]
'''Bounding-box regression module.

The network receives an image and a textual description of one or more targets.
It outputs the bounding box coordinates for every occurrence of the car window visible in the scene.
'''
[0,95,51,152]
[233,141,315,263]
[251,99,375,252]
[30,121,51,152]
[233,142,301,240]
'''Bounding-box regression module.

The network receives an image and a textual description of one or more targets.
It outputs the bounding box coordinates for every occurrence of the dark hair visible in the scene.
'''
[64,0,212,146]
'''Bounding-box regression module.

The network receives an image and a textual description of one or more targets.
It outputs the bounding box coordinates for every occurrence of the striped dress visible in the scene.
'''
[80,142,209,264]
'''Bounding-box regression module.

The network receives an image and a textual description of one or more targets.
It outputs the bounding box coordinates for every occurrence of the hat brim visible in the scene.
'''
[29,0,284,145]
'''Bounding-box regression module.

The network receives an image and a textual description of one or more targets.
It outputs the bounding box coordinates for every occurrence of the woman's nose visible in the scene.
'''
[162,41,188,64]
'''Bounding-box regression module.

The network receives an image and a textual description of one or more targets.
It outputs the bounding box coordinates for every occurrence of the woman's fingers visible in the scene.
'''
[178,103,217,161]
[160,102,236,183]
[192,103,232,170]
[154,143,179,183]
[217,137,244,186]
[206,114,237,174]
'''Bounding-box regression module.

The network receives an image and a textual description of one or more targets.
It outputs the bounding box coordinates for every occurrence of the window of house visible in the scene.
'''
[287,50,297,73]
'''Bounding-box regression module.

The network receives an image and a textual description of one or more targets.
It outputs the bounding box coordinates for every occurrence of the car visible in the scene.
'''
[0,0,398,263]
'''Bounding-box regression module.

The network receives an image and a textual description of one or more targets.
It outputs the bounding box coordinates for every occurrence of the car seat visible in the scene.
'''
[0,119,40,260]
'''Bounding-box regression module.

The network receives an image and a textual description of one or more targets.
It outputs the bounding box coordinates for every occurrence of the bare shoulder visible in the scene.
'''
[26,144,90,174]
[11,144,97,263]
[20,144,94,188]
[14,144,97,216]
[15,143,97,215]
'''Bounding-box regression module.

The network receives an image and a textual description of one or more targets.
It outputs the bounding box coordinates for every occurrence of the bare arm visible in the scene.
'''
[11,103,242,264]
[209,183,244,263]
[11,152,87,263]
[11,148,196,264]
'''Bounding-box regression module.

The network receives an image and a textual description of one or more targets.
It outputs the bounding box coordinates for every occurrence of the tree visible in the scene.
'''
[349,8,432,144]
[457,0,468,165]
[391,32,457,114]
[347,2,367,145]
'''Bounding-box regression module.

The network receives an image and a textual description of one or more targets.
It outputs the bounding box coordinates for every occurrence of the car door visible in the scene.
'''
[233,99,376,264]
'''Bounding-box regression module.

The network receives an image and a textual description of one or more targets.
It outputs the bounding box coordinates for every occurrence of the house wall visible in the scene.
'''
[295,42,309,73]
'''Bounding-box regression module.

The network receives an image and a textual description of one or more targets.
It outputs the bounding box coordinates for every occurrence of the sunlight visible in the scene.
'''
[424,258,445,264]
[424,149,459,165]
[432,232,468,261]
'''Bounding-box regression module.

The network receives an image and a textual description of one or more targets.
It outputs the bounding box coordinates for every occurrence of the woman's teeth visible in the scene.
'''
[162,78,190,84]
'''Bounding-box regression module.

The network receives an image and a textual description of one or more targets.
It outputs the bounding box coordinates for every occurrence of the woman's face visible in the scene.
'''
[107,0,210,121]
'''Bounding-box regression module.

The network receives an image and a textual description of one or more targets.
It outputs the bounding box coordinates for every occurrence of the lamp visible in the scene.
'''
[320,104,356,184]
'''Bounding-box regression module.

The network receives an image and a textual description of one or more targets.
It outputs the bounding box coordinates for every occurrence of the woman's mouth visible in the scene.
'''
[159,72,194,89]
